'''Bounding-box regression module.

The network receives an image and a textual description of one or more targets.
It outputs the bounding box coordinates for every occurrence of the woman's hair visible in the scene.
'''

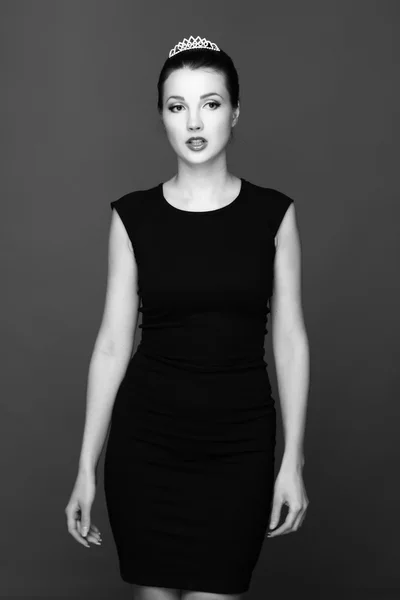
[157,46,240,114]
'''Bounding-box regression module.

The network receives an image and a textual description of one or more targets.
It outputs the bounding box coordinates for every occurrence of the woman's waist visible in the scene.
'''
[136,337,267,373]
[126,347,272,395]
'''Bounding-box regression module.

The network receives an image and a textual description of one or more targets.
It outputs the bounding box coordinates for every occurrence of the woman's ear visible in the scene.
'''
[232,102,240,127]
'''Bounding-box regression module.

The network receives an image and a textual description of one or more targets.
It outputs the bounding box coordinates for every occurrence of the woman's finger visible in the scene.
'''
[77,519,102,542]
[296,503,309,529]
[71,520,101,546]
[268,504,300,537]
[90,523,101,534]
[86,526,102,543]
[66,513,90,548]
[292,507,306,531]
[86,531,102,545]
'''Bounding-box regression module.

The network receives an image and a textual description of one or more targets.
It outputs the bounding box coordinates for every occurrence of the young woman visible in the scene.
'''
[65,36,310,600]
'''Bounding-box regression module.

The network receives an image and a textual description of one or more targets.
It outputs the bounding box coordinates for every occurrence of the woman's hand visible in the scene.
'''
[267,465,309,537]
[65,469,102,548]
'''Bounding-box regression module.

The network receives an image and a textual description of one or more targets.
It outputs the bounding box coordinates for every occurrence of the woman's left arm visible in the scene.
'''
[268,203,310,536]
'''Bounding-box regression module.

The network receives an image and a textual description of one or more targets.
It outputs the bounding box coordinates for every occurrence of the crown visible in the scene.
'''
[169,35,220,58]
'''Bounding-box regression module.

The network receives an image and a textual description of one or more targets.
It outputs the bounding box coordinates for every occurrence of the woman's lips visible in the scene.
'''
[186,140,208,150]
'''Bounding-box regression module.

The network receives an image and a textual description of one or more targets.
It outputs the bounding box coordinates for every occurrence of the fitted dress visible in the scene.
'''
[103,177,294,594]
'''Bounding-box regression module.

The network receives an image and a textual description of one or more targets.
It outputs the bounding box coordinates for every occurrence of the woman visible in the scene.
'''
[65,35,310,600]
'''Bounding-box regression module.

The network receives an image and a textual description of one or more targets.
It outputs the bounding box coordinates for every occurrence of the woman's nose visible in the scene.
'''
[187,115,203,130]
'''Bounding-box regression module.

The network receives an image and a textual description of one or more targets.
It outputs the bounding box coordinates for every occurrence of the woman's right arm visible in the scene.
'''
[77,207,140,477]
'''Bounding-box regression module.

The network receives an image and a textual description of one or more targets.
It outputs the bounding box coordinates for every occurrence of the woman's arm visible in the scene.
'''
[271,203,310,471]
[78,209,140,475]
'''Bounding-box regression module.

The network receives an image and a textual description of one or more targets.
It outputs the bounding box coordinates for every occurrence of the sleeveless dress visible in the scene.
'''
[103,177,294,595]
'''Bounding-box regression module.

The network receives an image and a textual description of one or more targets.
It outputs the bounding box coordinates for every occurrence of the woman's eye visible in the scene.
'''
[207,101,220,109]
[168,101,220,113]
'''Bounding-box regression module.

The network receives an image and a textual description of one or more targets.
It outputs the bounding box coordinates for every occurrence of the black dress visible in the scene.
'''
[103,177,294,594]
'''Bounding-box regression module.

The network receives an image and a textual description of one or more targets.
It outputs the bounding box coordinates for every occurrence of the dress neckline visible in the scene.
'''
[158,177,246,214]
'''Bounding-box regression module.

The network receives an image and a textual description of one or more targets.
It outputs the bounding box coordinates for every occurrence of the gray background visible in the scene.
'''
[2,0,399,598]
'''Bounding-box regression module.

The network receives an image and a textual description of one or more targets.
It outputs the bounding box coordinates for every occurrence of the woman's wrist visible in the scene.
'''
[78,461,96,476]
[280,451,305,472]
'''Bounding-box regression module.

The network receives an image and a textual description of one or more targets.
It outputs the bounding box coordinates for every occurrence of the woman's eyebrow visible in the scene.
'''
[167,92,223,101]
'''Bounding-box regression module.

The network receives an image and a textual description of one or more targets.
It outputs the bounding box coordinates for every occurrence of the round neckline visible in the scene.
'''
[158,177,246,214]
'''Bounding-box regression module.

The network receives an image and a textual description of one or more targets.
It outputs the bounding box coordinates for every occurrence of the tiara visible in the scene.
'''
[169,35,220,58]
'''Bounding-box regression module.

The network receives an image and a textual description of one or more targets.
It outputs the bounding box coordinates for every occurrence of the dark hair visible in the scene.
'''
[157,46,240,114]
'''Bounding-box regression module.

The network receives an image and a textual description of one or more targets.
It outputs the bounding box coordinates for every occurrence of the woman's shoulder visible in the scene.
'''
[244,178,295,238]
[245,177,295,205]
[110,183,159,212]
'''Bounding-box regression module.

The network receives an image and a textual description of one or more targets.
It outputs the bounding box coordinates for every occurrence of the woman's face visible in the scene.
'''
[161,67,239,162]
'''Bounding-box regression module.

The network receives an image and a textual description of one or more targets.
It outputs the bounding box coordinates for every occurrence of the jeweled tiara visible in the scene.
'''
[169,35,220,58]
